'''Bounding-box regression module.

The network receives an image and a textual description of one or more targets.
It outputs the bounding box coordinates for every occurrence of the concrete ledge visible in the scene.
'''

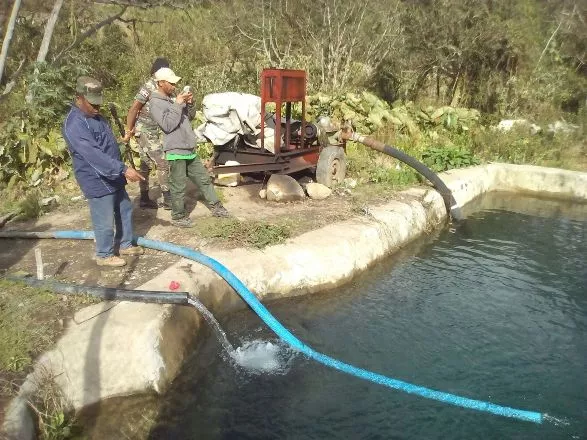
[3,163,586,439]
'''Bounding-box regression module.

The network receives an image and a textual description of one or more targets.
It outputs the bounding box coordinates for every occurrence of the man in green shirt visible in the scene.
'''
[149,67,229,227]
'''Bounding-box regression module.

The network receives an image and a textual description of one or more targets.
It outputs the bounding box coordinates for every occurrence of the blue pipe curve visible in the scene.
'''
[12,230,543,424]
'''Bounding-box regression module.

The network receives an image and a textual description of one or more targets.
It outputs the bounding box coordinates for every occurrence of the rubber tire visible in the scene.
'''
[316,146,346,188]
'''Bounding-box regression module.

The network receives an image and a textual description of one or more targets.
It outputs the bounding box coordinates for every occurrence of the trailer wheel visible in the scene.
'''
[316,146,346,188]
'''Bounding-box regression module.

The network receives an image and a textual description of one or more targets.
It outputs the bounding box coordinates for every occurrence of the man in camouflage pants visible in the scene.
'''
[123,57,172,209]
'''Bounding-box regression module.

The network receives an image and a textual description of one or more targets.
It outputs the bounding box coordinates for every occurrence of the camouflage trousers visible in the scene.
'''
[136,130,169,194]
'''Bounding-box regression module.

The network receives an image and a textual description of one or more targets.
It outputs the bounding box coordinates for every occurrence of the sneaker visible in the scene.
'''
[210,202,230,218]
[96,256,126,267]
[171,217,193,228]
[119,246,144,256]
[140,198,158,209]
[158,198,172,210]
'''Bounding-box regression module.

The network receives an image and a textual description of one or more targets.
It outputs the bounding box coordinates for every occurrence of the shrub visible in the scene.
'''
[422,145,480,172]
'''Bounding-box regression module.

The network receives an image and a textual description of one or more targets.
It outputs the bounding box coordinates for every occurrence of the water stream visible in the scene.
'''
[188,297,297,374]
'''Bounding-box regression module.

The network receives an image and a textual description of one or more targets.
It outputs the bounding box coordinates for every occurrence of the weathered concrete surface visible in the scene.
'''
[141,164,587,314]
[3,163,586,439]
[2,300,201,439]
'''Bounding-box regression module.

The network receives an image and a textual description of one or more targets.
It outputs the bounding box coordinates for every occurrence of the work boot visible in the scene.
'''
[171,217,193,228]
[159,190,172,210]
[96,256,126,267]
[139,192,158,209]
[209,201,230,218]
[119,246,144,256]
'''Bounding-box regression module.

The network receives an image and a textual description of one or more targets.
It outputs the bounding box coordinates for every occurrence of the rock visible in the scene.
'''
[306,182,332,200]
[297,176,314,188]
[495,119,541,135]
[258,189,267,199]
[215,160,241,187]
[343,178,357,189]
[266,174,305,202]
[547,120,579,134]
[41,196,60,207]
[71,195,86,202]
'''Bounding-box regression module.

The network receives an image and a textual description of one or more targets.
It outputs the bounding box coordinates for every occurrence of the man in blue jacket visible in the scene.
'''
[63,76,145,267]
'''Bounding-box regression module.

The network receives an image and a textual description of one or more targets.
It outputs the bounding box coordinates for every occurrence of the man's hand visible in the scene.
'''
[122,128,134,143]
[124,167,145,182]
[176,91,192,105]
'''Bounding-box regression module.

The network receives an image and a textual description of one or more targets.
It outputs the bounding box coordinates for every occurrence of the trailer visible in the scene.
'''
[204,69,347,188]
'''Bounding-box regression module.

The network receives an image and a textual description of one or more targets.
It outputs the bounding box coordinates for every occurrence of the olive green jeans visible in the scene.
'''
[168,157,219,220]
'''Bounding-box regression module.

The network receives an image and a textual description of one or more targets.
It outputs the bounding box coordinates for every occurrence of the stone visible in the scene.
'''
[215,160,241,187]
[495,119,541,135]
[306,182,332,200]
[547,120,579,134]
[343,178,357,189]
[297,176,314,188]
[41,196,60,207]
[266,174,305,202]
[258,188,267,199]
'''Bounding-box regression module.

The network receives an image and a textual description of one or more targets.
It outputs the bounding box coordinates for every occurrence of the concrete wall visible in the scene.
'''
[3,164,586,439]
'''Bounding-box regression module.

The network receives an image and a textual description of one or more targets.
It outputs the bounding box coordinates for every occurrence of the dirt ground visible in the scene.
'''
[0,176,406,290]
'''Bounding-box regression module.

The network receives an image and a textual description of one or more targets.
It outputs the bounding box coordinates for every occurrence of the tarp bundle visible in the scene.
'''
[195,92,277,153]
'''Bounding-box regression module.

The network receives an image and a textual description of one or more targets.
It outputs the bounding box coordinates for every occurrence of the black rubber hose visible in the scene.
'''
[382,144,463,220]
[344,132,464,221]
[7,276,189,305]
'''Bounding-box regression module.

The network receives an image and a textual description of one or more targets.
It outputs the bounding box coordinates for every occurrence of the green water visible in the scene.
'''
[83,192,587,439]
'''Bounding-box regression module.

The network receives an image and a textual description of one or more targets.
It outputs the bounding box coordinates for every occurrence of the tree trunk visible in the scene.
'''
[0,0,22,84]
[36,0,64,63]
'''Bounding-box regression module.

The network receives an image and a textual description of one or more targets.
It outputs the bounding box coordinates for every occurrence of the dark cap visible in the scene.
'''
[151,57,170,75]
[76,76,103,105]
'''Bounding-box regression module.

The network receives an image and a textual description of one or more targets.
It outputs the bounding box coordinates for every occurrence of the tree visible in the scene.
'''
[36,0,64,63]
[230,0,402,91]
[0,0,22,84]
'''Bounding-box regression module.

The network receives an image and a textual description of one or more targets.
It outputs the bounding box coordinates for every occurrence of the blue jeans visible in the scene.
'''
[87,189,134,258]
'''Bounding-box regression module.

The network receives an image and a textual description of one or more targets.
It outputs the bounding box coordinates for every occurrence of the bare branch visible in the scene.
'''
[52,7,128,62]
[0,56,24,99]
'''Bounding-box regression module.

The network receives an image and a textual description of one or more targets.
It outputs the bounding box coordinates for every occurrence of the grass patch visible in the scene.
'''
[194,217,291,249]
[0,279,98,374]
[28,367,82,440]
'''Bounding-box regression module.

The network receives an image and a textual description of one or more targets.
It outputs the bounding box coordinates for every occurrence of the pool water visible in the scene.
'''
[147,193,586,440]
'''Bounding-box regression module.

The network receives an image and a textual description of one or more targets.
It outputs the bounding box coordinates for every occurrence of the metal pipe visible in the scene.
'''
[7,275,189,305]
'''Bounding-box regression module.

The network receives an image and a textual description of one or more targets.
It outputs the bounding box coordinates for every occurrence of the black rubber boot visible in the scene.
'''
[139,192,158,209]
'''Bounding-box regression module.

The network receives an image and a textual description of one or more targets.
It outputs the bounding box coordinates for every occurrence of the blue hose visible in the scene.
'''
[1,230,543,424]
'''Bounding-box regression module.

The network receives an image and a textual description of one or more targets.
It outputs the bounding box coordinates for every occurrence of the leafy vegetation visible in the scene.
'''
[0,0,584,205]
[422,146,480,173]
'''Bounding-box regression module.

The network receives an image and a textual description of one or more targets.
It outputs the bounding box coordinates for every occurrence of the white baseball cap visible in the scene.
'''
[154,67,181,84]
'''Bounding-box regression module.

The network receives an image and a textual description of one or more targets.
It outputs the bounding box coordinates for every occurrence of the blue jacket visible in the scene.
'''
[63,105,127,198]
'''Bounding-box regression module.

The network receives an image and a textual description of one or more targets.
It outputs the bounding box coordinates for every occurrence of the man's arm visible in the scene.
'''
[64,117,128,178]
[123,100,145,142]
[150,98,185,133]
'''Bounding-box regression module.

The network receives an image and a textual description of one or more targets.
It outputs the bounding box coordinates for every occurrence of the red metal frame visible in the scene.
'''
[260,69,307,154]
[212,68,324,176]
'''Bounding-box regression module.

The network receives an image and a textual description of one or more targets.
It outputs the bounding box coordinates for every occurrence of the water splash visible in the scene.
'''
[187,297,235,354]
[543,413,570,427]
[188,298,297,374]
[231,339,297,375]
